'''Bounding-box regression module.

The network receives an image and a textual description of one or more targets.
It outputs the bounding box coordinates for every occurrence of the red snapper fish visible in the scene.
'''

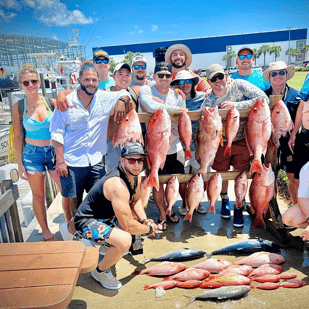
[251,282,280,290]
[177,280,203,288]
[271,100,294,147]
[178,111,192,160]
[112,109,143,148]
[205,274,251,286]
[144,108,171,191]
[196,106,223,179]
[234,172,248,208]
[280,279,306,288]
[249,264,283,278]
[133,262,187,276]
[245,98,272,174]
[216,265,253,277]
[163,268,210,281]
[206,173,222,213]
[279,272,298,279]
[191,259,232,273]
[252,274,282,283]
[164,176,179,216]
[233,252,285,268]
[224,106,240,157]
[144,280,178,290]
[184,174,205,222]
[249,163,275,228]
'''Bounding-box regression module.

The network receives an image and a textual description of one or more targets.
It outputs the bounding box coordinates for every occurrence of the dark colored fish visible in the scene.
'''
[187,286,251,304]
[145,248,206,263]
[208,239,281,258]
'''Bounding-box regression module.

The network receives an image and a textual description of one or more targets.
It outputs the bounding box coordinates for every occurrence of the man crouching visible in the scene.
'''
[74,142,157,289]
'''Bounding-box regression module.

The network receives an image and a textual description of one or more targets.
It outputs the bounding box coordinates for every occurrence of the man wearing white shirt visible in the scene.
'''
[50,63,130,235]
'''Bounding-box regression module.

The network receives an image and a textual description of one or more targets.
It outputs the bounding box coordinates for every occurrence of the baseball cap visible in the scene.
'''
[93,49,110,61]
[113,63,131,74]
[132,55,147,66]
[237,46,253,55]
[154,62,172,74]
[121,142,147,157]
[206,64,225,79]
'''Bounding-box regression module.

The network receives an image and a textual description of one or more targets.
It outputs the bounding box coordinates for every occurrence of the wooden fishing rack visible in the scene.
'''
[137,95,302,248]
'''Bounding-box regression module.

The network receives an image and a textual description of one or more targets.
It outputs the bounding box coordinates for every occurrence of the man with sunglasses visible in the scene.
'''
[165,44,211,93]
[230,47,270,91]
[130,55,153,87]
[201,63,268,227]
[262,61,300,208]
[139,62,188,230]
[74,142,157,290]
[93,49,115,89]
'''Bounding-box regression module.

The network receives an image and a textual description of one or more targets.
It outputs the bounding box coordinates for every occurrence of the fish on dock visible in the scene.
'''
[251,282,280,290]
[249,264,283,278]
[133,262,187,276]
[163,268,210,281]
[177,280,203,289]
[144,248,206,263]
[233,252,285,268]
[191,259,232,273]
[252,274,282,283]
[144,280,178,290]
[207,273,252,286]
[215,265,253,277]
[280,279,306,288]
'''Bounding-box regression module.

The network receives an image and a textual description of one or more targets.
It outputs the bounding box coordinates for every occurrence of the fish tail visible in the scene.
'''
[183,213,192,222]
[250,159,263,174]
[144,285,151,290]
[208,203,216,214]
[251,215,266,229]
[146,175,159,191]
[185,149,192,160]
[223,145,232,157]
[206,252,212,259]
[250,285,256,289]
[162,276,171,281]
[236,200,242,208]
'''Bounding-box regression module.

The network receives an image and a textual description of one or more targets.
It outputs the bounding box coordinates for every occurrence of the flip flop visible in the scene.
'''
[166,212,179,223]
[157,219,167,231]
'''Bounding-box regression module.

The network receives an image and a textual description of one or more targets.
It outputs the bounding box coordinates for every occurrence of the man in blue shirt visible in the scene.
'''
[230,46,270,91]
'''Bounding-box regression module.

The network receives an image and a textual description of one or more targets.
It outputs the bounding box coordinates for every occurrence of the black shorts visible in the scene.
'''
[293,131,309,179]
[158,150,185,175]
[278,135,295,174]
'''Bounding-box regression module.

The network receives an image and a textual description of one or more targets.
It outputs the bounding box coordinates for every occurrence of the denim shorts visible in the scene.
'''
[22,143,56,174]
[60,160,105,199]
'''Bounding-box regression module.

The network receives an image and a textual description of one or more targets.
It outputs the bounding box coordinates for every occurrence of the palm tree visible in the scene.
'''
[229,51,237,67]
[302,45,309,60]
[286,48,301,64]
[258,45,271,66]
[252,48,261,65]
[222,54,229,68]
[270,45,282,62]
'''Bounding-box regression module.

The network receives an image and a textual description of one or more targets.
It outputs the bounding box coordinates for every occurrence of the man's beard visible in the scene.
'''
[80,83,98,96]
[172,60,186,69]
[136,74,145,81]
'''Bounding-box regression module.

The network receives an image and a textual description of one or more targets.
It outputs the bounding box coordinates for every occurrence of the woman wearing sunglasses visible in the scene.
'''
[171,70,207,216]
[12,64,70,241]
[263,61,300,208]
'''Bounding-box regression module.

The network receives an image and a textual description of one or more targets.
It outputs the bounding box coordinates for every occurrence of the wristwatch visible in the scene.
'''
[147,224,153,235]
[118,97,128,104]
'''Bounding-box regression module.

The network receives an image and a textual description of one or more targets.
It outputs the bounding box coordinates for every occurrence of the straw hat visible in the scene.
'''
[165,44,192,67]
[170,70,199,86]
[262,61,295,82]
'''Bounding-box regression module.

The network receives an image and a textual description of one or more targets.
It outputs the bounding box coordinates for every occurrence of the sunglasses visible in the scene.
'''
[22,79,39,86]
[125,157,144,164]
[157,73,172,79]
[133,64,146,70]
[95,58,109,64]
[238,54,253,60]
[270,70,286,77]
[210,73,224,83]
[178,79,193,85]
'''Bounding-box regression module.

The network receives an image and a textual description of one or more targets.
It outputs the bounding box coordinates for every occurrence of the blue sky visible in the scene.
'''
[0,0,308,59]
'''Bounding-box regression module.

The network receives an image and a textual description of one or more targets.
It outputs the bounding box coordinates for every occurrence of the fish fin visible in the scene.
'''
[144,285,150,290]
[223,145,232,157]
[185,149,192,160]
[162,276,171,281]
[183,213,192,222]
[251,215,266,229]
[250,159,263,174]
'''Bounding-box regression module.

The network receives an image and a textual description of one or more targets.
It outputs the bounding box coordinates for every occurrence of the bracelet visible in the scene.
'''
[147,224,153,235]
[56,161,65,165]
[118,97,128,104]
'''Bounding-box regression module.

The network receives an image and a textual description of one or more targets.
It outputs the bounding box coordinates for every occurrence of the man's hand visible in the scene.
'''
[288,133,296,154]
[112,98,127,123]
[220,101,235,109]
[56,161,68,177]
[56,91,76,112]
[148,222,158,237]
[301,226,309,241]
[174,88,186,100]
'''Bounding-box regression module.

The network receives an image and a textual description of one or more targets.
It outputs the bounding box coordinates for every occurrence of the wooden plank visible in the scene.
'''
[5,211,16,243]
[8,201,23,242]
[0,215,10,243]
[0,268,78,289]
[0,185,19,217]
[0,240,85,256]
[80,246,99,274]
[0,285,74,309]
[0,252,84,271]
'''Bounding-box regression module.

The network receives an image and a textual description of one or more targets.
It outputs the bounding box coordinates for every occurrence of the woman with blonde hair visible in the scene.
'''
[12,64,70,241]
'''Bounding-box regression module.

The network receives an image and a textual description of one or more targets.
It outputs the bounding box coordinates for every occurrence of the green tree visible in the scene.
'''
[109,57,117,72]
[121,51,141,65]
[222,54,229,68]
[302,45,309,60]
[258,45,271,66]
[286,48,301,64]
[228,51,237,66]
[270,45,282,62]
[252,48,261,65]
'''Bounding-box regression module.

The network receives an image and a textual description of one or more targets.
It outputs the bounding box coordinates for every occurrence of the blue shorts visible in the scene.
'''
[60,160,105,199]
[76,218,119,246]
[22,143,56,174]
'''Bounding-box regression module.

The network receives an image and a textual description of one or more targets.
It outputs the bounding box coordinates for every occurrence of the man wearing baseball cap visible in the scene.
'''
[74,142,157,290]
[139,61,188,230]
[230,46,270,91]
[200,63,269,228]
[130,55,152,87]
[165,44,211,93]
[93,48,115,89]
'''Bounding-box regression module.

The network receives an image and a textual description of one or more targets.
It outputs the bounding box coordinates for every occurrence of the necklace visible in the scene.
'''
[26,98,43,117]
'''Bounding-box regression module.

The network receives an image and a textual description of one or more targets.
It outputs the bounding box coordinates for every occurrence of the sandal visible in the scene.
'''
[157,219,167,231]
[166,212,179,223]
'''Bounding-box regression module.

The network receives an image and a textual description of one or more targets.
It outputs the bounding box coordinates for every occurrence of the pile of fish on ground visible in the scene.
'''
[112,98,293,227]
[133,241,306,303]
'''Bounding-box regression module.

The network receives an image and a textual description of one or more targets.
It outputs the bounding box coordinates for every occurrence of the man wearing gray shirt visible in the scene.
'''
[139,62,187,230]
[201,64,269,227]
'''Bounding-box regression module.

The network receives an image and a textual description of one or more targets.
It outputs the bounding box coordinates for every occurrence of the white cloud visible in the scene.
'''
[0,8,16,21]
[134,25,139,30]
[51,34,58,40]
[151,25,158,32]
[138,30,143,34]
[129,31,135,35]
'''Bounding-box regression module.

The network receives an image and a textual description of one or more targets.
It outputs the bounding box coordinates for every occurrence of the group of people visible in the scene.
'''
[12,42,309,290]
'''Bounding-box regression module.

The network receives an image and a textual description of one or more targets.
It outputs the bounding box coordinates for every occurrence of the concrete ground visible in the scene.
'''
[27,183,309,309]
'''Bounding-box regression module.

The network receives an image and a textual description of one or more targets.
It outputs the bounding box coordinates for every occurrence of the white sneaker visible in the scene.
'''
[91,268,122,290]
[178,202,188,216]
[197,204,207,214]
[59,222,74,241]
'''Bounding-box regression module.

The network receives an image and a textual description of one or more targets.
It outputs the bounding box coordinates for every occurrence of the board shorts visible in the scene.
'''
[158,150,185,175]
